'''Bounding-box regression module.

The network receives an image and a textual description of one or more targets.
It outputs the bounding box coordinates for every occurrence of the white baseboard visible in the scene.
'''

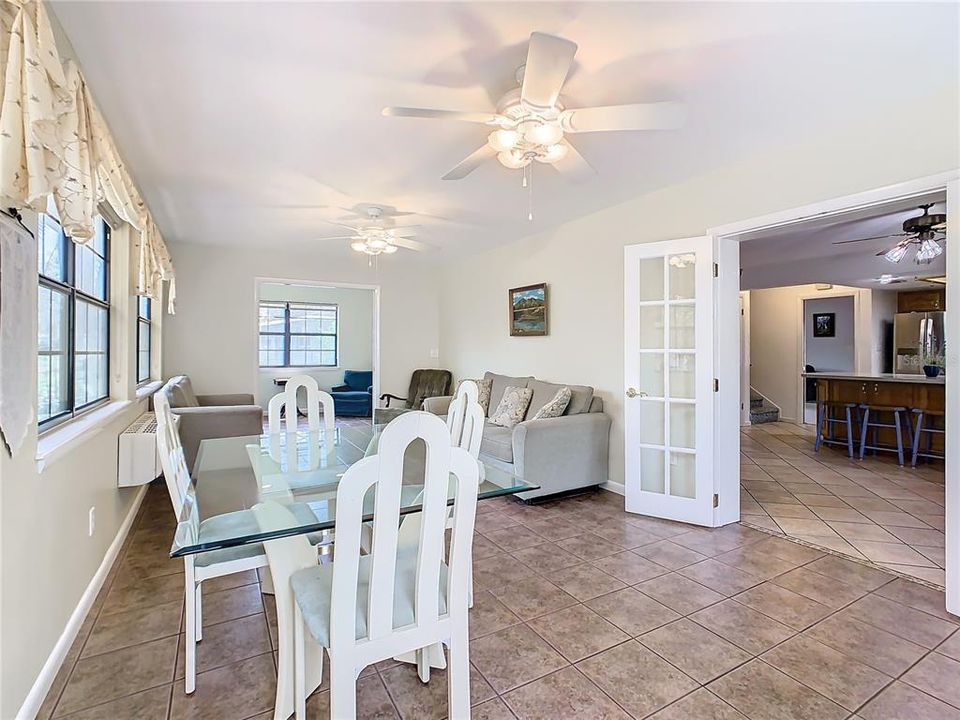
[17,486,148,720]
[600,480,625,496]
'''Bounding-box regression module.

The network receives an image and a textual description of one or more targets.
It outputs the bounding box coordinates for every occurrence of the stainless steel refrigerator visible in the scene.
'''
[893,311,946,374]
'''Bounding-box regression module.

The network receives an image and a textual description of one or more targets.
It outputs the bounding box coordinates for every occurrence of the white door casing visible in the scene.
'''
[624,236,715,526]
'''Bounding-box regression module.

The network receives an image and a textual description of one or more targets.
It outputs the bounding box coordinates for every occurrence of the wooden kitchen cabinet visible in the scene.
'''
[897,289,946,313]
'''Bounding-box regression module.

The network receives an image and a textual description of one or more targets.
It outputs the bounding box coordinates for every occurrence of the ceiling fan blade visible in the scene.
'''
[388,226,421,237]
[442,144,497,180]
[382,107,501,125]
[561,102,687,133]
[832,233,910,245]
[390,237,435,252]
[520,32,577,113]
[316,235,360,242]
[551,139,595,182]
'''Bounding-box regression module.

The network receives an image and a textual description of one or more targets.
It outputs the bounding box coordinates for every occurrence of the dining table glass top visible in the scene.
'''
[170,423,537,557]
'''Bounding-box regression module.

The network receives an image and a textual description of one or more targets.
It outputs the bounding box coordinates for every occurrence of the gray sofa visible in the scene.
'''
[157,375,263,470]
[423,372,610,501]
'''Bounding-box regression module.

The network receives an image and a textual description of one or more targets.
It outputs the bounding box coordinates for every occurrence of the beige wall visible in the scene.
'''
[749,285,868,422]
[438,109,958,486]
[256,283,375,404]
[162,242,440,404]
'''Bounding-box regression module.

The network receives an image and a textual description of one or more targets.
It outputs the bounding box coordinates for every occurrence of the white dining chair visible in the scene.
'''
[254,411,479,720]
[155,391,269,695]
[268,374,336,434]
[446,380,484,459]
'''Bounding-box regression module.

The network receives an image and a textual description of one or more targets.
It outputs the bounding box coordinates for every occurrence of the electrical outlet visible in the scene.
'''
[88,507,96,537]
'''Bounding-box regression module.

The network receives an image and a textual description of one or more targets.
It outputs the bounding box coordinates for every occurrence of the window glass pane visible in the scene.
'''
[38,215,66,281]
[74,244,107,300]
[320,335,336,351]
[75,300,108,406]
[321,351,336,367]
[138,296,151,319]
[37,285,69,422]
[137,320,151,383]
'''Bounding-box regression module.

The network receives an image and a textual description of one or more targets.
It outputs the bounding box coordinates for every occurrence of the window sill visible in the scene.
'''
[36,400,133,473]
[136,380,164,399]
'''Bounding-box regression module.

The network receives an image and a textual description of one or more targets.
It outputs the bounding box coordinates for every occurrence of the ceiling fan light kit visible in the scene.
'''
[835,204,947,266]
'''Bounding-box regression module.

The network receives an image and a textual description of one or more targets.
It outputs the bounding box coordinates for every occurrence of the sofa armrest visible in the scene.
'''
[196,393,256,406]
[331,385,350,393]
[172,405,263,470]
[511,412,611,488]
[422,395,453,415]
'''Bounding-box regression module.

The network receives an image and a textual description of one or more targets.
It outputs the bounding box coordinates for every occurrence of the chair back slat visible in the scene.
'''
[268,374,335,433]
[154,389,191,517]
[446,380,484,458]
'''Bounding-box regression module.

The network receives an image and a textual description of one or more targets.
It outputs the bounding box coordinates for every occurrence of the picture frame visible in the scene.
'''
[509,283,548,337]
[813,312,836,338]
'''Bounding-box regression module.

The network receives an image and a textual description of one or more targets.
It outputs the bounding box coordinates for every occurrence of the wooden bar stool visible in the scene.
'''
[814,401,859,458]
[858,404,910,465]
[911,409,945,466]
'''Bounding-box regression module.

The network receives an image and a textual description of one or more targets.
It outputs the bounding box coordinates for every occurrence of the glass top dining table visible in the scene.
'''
[169,423,538,558]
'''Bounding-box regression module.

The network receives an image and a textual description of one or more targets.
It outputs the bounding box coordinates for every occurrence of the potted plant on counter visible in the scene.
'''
[921,349,945,378]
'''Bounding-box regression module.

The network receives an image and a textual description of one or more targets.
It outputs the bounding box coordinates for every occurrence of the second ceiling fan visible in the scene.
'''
[383,32,686,181]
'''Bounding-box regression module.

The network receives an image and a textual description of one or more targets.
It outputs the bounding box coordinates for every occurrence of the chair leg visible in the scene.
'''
[294,604,307,720]
[893,411,904,466]
[329,658,356,720]
[814,403,824,453]
[845,406,854,459]
[195,582,203,642]
[184,557,197,694]
[859,408,870,461]
[446,621,471,720]
[912,412,924,467]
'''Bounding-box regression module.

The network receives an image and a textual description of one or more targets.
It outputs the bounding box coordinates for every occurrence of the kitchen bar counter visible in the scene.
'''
[802,371,945,386]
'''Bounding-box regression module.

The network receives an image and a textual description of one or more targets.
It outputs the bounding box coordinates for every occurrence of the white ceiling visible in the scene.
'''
[50,2,958,262]
[740,195,948,290]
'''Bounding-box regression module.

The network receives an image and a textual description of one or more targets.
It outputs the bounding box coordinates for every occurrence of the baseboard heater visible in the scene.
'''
[118,412,160,487]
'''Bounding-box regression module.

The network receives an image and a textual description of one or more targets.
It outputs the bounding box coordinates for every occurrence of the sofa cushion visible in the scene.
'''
[456,378,493,415]
[480,421,514,463]
[490,386,533,428]
[168,375,199,408]
[532,386,571,420]
[484,372,532,419]
[526,379,593,418]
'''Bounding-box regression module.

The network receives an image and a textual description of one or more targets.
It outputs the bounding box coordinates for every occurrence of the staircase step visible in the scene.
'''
[750,407,780,425]
[750,397,764,409]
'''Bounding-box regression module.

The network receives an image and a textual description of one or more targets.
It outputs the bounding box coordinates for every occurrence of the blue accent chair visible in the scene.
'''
[330,370,373,417]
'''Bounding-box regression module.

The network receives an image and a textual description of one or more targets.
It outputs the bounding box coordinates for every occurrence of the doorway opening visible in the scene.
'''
[254,278,379,426]
[724,187,951,593]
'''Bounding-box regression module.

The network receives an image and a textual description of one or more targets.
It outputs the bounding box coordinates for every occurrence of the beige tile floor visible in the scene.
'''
[40,434,959,720]
[740,422,947,588]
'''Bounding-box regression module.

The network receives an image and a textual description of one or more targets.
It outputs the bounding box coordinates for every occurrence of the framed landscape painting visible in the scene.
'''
[509,283,548,336]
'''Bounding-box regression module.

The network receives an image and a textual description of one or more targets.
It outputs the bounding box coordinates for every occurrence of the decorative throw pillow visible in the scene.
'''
[457,378,493,415]
[532,387,572,420]
[489,386,533,428]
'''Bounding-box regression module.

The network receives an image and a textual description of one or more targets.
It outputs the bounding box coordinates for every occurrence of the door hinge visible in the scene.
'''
[714,378,719,392]
[713,263,719,278]
[713,493,719,508]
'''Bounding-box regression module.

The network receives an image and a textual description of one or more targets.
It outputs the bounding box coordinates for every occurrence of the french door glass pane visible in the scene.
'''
[639,306,664,349]
[670,453,696,498]
[638,400,664,445]
[669,354,695,399]
[668,305,695,349]
[638,258,664,301]
[669,403,696,449]
[640,448,665,494]
[668,254,696,299]
[638,353,664,397]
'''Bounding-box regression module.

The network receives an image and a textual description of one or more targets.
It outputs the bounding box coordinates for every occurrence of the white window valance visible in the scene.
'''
[0,0,175,312]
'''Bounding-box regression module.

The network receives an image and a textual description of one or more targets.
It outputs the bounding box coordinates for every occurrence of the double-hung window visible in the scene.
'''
[37,204,111,427]
[258,301,337,368]
[137,296,152,383]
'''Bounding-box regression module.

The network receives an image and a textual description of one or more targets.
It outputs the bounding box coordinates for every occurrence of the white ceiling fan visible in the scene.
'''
[383,32,686,181]
[316,207,432,256]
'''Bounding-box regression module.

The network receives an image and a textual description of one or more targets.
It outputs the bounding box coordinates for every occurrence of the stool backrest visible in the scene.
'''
[154,389,191,517]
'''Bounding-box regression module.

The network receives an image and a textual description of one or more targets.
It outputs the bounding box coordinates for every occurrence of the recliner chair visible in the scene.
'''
[330,370,373,417]
[376,368,452,423]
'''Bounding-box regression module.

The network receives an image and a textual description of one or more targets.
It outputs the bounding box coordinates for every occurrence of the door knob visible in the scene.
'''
[626,387,647,398]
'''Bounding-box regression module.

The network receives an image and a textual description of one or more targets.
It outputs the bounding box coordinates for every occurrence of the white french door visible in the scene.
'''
[624,236,715,526]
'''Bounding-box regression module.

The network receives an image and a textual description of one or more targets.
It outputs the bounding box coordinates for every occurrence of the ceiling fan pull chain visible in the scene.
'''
[528,164,534,222]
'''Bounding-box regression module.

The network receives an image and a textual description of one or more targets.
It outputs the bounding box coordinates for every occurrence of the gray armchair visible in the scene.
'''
[156,376,263,470]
